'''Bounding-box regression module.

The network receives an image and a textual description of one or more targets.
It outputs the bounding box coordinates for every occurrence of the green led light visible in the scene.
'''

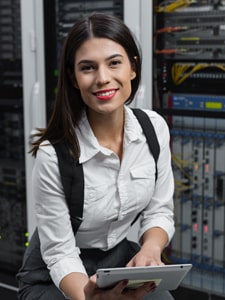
[54,69,58,77]
[25,242,29,247]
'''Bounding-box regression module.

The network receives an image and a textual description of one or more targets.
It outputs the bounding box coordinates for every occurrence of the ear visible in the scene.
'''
[130,58,137,80]
[71,74,79,89]
[130,70,136,80]
[73,78,79,89]
[67,67,79,89]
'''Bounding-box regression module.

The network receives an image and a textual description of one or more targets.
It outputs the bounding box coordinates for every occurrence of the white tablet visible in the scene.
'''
[96,264,192,292]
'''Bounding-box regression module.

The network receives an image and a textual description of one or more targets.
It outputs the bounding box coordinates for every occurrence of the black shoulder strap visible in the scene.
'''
[52,141,84,234]
[132,108,160,181]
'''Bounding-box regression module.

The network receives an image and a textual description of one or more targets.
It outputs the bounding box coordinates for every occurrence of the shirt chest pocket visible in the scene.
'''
[130,161,156,179]
[129,163,156,207]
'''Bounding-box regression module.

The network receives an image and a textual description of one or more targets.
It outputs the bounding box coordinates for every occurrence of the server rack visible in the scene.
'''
[0,1,46,293]
[153,0,225,297]
[0,0,24,272]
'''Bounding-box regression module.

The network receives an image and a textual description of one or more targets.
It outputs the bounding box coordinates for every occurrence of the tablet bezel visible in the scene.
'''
[96,264,192,292]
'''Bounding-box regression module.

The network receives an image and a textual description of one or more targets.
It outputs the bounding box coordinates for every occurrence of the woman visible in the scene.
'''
[17,13,175,300]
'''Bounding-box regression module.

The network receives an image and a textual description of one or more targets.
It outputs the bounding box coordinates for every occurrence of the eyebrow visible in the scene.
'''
[77,53,123,65]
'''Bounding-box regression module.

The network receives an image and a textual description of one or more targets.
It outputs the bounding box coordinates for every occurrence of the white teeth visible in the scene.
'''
[96,90,114,96]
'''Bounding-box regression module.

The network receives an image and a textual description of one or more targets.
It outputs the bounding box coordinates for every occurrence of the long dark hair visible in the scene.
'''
[31,12,142,157]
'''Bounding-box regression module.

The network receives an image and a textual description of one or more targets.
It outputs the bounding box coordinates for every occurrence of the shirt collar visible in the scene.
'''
[76,106,143,164]
[124,106,143,144]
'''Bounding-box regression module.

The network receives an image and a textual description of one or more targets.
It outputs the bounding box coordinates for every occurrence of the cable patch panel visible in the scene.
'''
[164,10,225,26]
[170,127,225,274]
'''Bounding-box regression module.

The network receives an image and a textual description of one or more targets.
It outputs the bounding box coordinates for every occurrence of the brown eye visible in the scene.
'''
[110,60,121,67]
[80,65,93,71]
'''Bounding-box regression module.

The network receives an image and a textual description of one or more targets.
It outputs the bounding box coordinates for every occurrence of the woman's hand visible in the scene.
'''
[126,243,164,267]
[127,227,168,267]
[84,274,156,300]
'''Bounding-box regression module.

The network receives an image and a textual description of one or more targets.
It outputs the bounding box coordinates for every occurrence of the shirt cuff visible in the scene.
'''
[139,217,175,247]
[50,256,87,288]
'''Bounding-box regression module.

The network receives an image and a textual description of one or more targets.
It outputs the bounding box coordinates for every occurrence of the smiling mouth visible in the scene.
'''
[94,89,117,101]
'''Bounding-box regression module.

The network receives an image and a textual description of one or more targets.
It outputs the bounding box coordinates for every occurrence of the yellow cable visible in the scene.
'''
[171,62,225,85]
[156,0,195,13]
[171,63,210,85]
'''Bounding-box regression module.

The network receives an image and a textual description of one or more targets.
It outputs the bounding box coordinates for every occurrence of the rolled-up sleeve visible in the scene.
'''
[32,142,87,288]
[138,112,175,244]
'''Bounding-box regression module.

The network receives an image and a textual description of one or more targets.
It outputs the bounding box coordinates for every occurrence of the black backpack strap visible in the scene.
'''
[132,108,160,181]
[131,108,160,225]
[52,141,84,234]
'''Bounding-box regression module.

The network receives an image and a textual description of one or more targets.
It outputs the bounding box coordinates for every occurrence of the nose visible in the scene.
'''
[95,66,110,86]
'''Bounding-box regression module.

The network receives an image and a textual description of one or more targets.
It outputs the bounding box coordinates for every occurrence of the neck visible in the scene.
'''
[87,108,125,160]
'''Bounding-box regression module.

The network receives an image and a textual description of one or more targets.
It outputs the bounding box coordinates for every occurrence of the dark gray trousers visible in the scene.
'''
[17,230,173,300]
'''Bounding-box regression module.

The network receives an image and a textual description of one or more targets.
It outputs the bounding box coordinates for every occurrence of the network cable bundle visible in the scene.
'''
[154,0,225,296]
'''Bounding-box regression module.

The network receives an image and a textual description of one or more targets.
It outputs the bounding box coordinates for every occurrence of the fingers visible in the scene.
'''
[126,254,146,267]
[132,281,157,299]
[143,281,157,293]
[126,259,134,267]
[85,277,157,300]
[83,274,97,295]
[85,277,130,299]
[90,274,97,284]
[111,279,129,295]
[126,250,164,268]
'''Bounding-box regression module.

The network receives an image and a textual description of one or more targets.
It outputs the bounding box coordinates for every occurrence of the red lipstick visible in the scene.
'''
[94,89,117,101]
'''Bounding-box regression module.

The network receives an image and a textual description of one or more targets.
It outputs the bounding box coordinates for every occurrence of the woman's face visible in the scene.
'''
[74,38,136,115]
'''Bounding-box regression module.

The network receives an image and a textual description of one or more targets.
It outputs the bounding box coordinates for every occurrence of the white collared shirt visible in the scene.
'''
[33,106,175,288]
